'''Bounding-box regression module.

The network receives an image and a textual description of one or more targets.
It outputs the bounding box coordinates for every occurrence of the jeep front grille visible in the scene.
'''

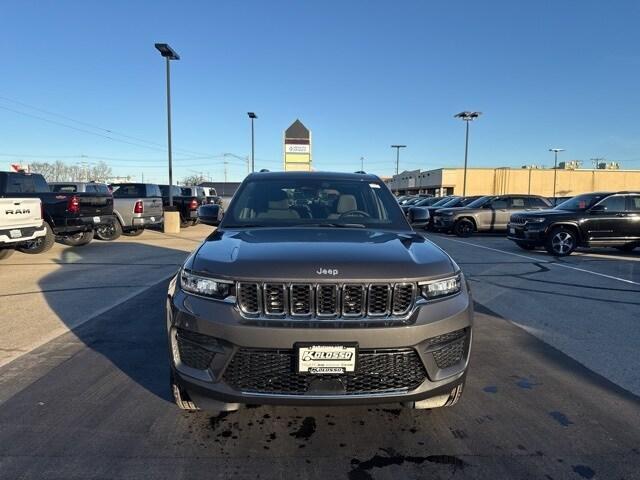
[509,214,527,225]
[237,282,416,319]
[222,348,427,395]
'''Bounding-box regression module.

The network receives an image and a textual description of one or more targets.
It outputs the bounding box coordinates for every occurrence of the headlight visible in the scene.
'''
[419,274,462,300]
[180,269,233,299]
[525,217,545,224]
[441,212,454,216]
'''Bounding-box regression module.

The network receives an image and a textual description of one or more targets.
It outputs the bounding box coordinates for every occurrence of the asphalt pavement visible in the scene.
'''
[0,230,639,479]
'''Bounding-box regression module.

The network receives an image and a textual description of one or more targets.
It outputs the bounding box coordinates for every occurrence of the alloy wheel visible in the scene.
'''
[551,231,574,255]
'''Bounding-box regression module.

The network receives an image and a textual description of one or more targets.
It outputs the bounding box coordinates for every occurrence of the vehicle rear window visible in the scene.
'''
[3,173,49,193]
[86,183,110,194]
[51,184,77,193]
[112,184,146,198]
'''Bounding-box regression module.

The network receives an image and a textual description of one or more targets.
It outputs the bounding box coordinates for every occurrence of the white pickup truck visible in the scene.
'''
[0,198,47,260]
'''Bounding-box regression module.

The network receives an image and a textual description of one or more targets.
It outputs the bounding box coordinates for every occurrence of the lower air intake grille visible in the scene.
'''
[222,348,427,395]
[176,329,217,370]
[428,328,468,369]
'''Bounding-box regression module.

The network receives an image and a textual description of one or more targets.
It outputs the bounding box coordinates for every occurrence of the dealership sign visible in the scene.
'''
[285,144,310,154]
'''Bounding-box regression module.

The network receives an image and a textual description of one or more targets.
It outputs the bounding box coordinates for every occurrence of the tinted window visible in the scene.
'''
[595,195,626,212]
[85,185,96,193]
[628,195,640,212]
[5,173,37,193]
[491,198,509,209]
[465,196,492,208]
[509,197,527,208]
[527,197,549,208]
[147,184,162,197]
[51,184,78,193]
[89,183,110,194]
[555,193,609,211]
[223,176,410,230]
[112,184,146,198]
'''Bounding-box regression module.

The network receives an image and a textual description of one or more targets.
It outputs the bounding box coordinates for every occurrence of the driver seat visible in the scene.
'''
[328,194,357,219]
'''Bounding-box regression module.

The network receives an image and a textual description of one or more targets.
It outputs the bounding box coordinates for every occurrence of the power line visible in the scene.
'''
[0,96,215,158]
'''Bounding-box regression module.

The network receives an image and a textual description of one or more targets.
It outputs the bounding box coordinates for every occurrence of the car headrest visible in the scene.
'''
[337,194,357,213]
[267,189,290,210]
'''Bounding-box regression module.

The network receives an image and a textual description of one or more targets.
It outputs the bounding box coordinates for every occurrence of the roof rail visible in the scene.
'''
[259,169,270,173]
[354,170,367,174]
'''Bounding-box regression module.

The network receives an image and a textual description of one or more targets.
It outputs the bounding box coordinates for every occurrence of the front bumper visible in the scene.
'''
[432,216,455,230]
[506,223,546,245]
[167,279,473,407]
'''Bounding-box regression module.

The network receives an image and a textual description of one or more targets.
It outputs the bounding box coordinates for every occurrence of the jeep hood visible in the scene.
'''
[189,228,457,282]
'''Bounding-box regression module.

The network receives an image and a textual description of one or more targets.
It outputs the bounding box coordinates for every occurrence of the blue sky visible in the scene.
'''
[2,0,640,183]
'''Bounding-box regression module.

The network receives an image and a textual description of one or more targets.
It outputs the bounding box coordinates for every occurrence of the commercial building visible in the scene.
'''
[384,167,640,197]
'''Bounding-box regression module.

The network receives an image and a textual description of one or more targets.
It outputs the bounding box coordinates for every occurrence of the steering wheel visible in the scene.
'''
[338,210,371,219]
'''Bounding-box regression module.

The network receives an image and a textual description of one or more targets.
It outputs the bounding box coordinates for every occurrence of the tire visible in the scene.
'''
[545,226,577,256]
[453,218,475,237]
[122,228,144,237]
[61,230,94,247]
[191,219,199,226]
[615,245,637,253]
[17,223,55,254]
[515,241,536,251]
[94,220,122,241]
[0,249,14,260]
[180,218,191,228]
[171,371,199,412]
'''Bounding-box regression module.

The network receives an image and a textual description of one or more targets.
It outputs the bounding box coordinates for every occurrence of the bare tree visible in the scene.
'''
[181,174,207,186]
[27,160,113,183]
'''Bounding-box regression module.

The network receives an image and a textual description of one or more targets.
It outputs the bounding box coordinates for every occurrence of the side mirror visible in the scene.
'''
[198,204,223,226]
[408,206,430,225]
[589,204,606,214]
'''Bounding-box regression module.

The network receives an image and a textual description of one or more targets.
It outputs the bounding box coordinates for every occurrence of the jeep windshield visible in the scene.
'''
[221,176,410,230]
[463,196,492,208]
[555,193,610,211]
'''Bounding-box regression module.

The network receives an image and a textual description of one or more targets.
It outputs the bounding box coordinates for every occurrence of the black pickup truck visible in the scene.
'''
[159,185,201,227]
[507,192,640,256]
[0,171,115,253]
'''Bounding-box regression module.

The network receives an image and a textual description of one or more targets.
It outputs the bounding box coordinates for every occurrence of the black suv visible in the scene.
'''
[507,192,640,256]
[167,172,472,414]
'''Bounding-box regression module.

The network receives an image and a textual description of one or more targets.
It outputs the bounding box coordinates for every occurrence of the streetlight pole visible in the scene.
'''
[360,156,365,171]
[155,43,180,207]
[248,112,257,173]
[549,148,565,199]
[454,111,482,196]
[390,145,406,195]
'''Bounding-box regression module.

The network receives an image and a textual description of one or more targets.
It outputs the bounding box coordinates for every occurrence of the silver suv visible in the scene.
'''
[167,171,473,414]
[433,194,551,237]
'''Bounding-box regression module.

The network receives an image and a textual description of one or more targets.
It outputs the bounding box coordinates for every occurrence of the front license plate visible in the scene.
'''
[9,229,22,239]
[509,227,515,234]
[150,216,155,221]
[297,344,357,374]
[93,216,101,223]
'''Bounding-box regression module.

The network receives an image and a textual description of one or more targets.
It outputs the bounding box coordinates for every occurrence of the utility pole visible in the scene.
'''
[360,156,365,171]
[549,148,565,199]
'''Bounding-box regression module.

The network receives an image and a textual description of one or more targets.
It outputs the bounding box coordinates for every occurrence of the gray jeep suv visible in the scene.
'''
[433,194,551,237]
[167,171,473,414]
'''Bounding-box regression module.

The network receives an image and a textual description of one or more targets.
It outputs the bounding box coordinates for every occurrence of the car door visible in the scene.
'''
[625,195,640,241]
[490,197,511,230]
[583,195,627,242]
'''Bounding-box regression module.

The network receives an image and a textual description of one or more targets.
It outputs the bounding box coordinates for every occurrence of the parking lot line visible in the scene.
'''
[434,236,640,287]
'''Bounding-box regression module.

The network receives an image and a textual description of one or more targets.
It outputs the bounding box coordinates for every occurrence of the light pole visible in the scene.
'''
[248,112,257,173]
[390,145,406,195]
[360,156,365,171]
[549,148,565,199]
[454,111,482,196]
[155,43,180,207]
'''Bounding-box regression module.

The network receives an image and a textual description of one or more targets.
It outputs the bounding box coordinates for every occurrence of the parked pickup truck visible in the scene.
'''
[50,182,121,241]
[181,186,223,207]
[0,197,47,260]
[159,185,201,227]
[108,183,164,237]
[0,171,115,253]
